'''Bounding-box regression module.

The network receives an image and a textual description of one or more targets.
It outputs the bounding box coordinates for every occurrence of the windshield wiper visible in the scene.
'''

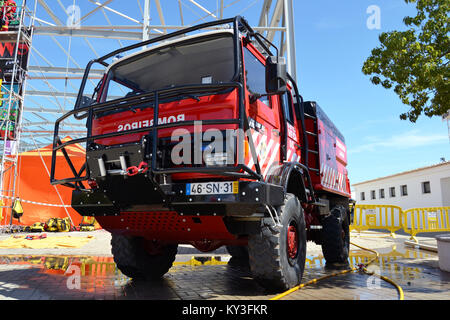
[183,94,200,102]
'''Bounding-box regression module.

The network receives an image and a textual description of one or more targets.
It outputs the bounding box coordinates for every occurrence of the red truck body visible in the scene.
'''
[50,16,352,290]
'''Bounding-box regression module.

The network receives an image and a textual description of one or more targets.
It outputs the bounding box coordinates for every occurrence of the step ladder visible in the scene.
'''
[303,108,321,177]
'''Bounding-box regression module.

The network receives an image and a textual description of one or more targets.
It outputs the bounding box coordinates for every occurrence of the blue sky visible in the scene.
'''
[30,0,450,186]
[292,0,449,186]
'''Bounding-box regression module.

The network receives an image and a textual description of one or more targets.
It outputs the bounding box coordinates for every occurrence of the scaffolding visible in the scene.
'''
[0,0,37,231]
[24,0,297,149]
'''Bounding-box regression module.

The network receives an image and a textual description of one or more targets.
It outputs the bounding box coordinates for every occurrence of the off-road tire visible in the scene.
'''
[111,234,177,280]
[247,193,306,291]
[321,205,350,265]
[225,245,249,260]
[226,245,249,267]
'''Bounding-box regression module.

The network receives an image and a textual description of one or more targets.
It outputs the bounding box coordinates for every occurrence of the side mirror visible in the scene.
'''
[265,56,287,94]
[74,96,94,120]
[80,95,95,108]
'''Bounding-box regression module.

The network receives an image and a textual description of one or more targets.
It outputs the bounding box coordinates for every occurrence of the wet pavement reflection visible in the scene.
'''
[0,246,448,300]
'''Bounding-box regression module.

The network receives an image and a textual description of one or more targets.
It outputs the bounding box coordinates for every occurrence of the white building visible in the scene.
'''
[352,161,450,209]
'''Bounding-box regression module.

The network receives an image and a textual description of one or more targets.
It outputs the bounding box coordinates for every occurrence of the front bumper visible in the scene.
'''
[72,179,284,217]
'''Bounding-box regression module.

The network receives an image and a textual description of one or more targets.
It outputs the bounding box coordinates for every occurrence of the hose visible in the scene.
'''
[270,241,404,300]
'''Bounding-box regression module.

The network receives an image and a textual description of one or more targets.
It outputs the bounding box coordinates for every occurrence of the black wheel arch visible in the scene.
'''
[265,161,309,204]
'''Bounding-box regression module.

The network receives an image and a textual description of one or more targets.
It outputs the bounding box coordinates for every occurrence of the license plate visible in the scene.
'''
[186,181,238,195]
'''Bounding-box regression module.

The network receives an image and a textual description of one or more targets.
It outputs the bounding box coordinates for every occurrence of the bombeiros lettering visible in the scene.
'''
[117,114,185,132]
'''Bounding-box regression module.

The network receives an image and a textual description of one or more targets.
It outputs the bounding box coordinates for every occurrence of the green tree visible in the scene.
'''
[362,0,449,122]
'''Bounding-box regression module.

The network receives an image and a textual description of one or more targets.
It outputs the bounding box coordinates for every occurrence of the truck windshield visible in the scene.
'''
[101,33,235,102]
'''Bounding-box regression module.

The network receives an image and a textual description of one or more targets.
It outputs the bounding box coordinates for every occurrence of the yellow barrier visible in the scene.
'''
[350,204,403,237]
[349,204,450,242]
[402,207,450,242]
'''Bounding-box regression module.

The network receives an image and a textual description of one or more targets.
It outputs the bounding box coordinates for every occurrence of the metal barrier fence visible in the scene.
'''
[402,207,450,242]
[350,205,450,242]
[351,205,403,237]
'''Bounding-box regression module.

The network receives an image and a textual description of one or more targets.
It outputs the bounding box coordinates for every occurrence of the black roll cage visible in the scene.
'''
[50,16,313,198]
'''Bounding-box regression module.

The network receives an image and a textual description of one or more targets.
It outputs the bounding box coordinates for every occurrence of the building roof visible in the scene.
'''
[352,161,450,186]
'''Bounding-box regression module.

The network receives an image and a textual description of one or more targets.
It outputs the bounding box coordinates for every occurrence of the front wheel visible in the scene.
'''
[247,193,307,291]
[111,234,177,280]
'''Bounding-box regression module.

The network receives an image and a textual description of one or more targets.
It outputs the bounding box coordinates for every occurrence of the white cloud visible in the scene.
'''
[348,130,448,154]
[313,17,350,30]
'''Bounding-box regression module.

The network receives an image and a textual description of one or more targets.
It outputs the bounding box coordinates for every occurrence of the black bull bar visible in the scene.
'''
[50,15,278,190]
[50,82,263,189]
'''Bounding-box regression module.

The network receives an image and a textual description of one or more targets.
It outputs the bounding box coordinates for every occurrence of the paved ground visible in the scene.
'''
[0,230,448,300]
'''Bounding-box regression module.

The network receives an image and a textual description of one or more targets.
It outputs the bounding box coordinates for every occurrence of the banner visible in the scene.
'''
[1,0,26,30]
[0,82,21,139]
[0,0,29,81]
[5,140,17,155]
[0,41,29,81]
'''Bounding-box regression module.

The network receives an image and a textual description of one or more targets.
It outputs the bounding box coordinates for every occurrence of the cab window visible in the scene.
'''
[104,78,137,102]
[243,47,270,107]
[281,91,294,124]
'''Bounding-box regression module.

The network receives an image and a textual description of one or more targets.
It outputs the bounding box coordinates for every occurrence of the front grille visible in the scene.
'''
[121,211,186,232]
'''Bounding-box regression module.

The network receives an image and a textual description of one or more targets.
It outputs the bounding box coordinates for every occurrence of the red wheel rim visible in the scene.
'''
[287,223,298,259]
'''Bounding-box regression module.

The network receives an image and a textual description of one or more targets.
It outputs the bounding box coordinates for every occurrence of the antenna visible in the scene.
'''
[444,110,450,144]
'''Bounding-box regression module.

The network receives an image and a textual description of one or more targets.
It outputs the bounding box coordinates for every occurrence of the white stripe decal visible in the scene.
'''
[328,167,334,187]
[337,172,341,190]
[328,166,333,187]
[322,165,328,186]
[331,169,336,188]
[321,164,325,186]
[260,139,275,171]
[286,150,292,163]
[263,142,280,177]
[290,150,297,162]
[246,131,263,169]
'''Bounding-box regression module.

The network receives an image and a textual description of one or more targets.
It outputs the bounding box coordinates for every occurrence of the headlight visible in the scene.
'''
[204,152,229,166]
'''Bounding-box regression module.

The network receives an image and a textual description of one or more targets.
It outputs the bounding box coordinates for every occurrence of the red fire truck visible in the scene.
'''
[51,16,353,291]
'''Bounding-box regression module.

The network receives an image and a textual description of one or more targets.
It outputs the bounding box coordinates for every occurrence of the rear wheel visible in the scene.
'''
[247,193,306,291]
[225,245,249,260]
[111,234,177,280]
[321,205,350,265]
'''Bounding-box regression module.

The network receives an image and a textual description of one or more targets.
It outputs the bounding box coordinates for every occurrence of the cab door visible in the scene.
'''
[242,44,282,178]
